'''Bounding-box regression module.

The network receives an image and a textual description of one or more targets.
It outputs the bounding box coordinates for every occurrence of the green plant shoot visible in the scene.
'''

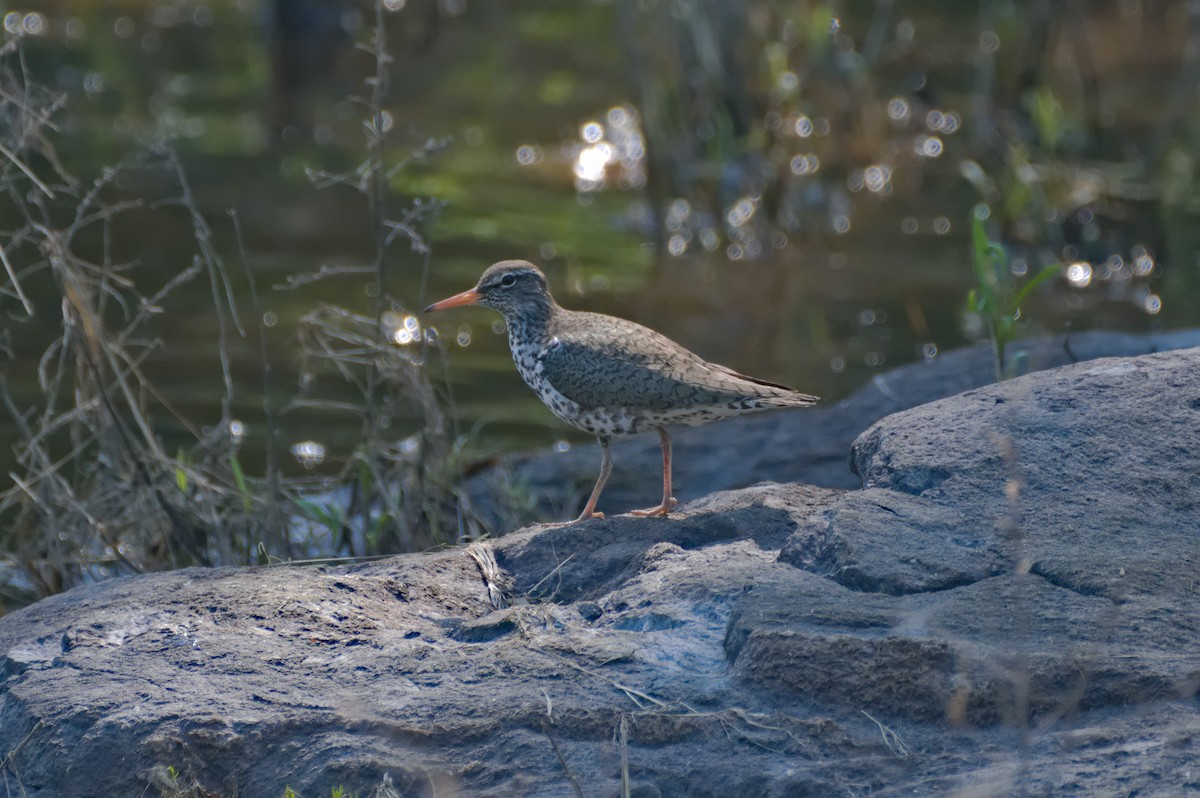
[968,206,1061,380]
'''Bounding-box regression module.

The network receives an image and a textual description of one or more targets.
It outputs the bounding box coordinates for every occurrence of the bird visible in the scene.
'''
[423,260,819,524]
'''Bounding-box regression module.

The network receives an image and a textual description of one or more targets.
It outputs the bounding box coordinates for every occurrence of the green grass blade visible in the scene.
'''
[175,448,189,494]
[1010,262,1062,309]
[230,453,251,511]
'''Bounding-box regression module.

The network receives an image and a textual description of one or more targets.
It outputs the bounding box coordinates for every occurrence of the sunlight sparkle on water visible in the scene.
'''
[4,13,29,34]
[1104,254,1129,282]
[229,420,246,447]
[516,145,543,165]
[887,98,910,122]
[84,73,106,96]
[726,197,757,227]
[790,154,820,175]
[571,105,646,193]
[291,441,326,469]
[581,121,604,144]
[915,135,943,157]
[1066,262,1093,288]
[925,110,961,134]
[22,13,46,35]
[386,313,421,345]
[1144,294,1162,314]
[665,199,692,231]
[574,142,614,187]
[863,164,892,193]
[1132,246,1155,276]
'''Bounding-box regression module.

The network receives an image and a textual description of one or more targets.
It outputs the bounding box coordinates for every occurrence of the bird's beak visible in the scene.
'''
[424,288,481,313]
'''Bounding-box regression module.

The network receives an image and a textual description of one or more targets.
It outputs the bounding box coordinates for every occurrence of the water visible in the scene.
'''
[1,1,1195,480]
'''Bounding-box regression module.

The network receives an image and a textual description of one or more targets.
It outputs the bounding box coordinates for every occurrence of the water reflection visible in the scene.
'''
[0,0,1194,483]
[569,105,646,193]
[4,12,47,35]
[1067,262,1094,288]
[291,440,327,469]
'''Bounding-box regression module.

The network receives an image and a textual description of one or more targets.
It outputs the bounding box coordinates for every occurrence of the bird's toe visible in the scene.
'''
[629,500,674,518]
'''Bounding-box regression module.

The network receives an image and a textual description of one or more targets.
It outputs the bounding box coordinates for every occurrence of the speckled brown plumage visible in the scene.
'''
[425,260,818,522]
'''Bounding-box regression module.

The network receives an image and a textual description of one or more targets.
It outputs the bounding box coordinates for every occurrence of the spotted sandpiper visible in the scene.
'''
[424,260,819,523]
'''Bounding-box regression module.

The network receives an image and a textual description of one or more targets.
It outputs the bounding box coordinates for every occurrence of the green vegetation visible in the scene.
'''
[967,206,1062,380]
[2,0,1198,617]
[0,6,495,614]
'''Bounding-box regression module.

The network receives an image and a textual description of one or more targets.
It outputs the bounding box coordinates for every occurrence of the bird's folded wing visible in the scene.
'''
[539,325,751,411]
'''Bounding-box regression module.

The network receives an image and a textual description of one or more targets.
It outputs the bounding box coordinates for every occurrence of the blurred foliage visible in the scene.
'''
[2,0,1200,612]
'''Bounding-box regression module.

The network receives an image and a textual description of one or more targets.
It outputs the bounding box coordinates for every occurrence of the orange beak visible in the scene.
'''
[423,288,481,313]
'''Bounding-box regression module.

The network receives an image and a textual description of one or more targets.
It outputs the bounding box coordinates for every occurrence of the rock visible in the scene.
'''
[466,328,1200,528]
[2,342,1199,797]
[778,488,1006,595]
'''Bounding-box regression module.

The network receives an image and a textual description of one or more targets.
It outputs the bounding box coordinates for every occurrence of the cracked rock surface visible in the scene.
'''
[2,342,1199,797]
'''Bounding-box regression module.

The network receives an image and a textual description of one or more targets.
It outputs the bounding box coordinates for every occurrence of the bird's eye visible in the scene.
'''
[499,274,517,287]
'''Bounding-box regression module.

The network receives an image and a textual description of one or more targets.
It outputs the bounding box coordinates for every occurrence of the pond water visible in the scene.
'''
[1,0,1197,480]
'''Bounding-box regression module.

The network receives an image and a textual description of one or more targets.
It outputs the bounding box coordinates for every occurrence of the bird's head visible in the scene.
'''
[424,260,554,319]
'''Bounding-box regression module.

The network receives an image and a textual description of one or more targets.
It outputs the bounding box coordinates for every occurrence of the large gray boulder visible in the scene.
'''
[466,329,1200,527]
[1,342,1199,797]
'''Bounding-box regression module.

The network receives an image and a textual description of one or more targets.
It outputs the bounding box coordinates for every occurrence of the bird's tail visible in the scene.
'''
[763,390,820,408]
[711,362,820,408]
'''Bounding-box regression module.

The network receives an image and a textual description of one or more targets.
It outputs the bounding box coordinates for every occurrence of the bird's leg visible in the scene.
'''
[630,427,678,517]
[566,437,612,523]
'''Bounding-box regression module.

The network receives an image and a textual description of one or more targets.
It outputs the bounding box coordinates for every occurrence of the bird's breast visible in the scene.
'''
[509,339,579,422]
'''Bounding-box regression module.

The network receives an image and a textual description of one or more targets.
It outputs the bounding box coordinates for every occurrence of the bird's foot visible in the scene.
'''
[540,510,605,528]
[629,497,678,518]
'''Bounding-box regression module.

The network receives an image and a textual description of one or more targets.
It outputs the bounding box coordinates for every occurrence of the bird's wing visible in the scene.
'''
[539,313,767,410]
[706,361,820,404]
